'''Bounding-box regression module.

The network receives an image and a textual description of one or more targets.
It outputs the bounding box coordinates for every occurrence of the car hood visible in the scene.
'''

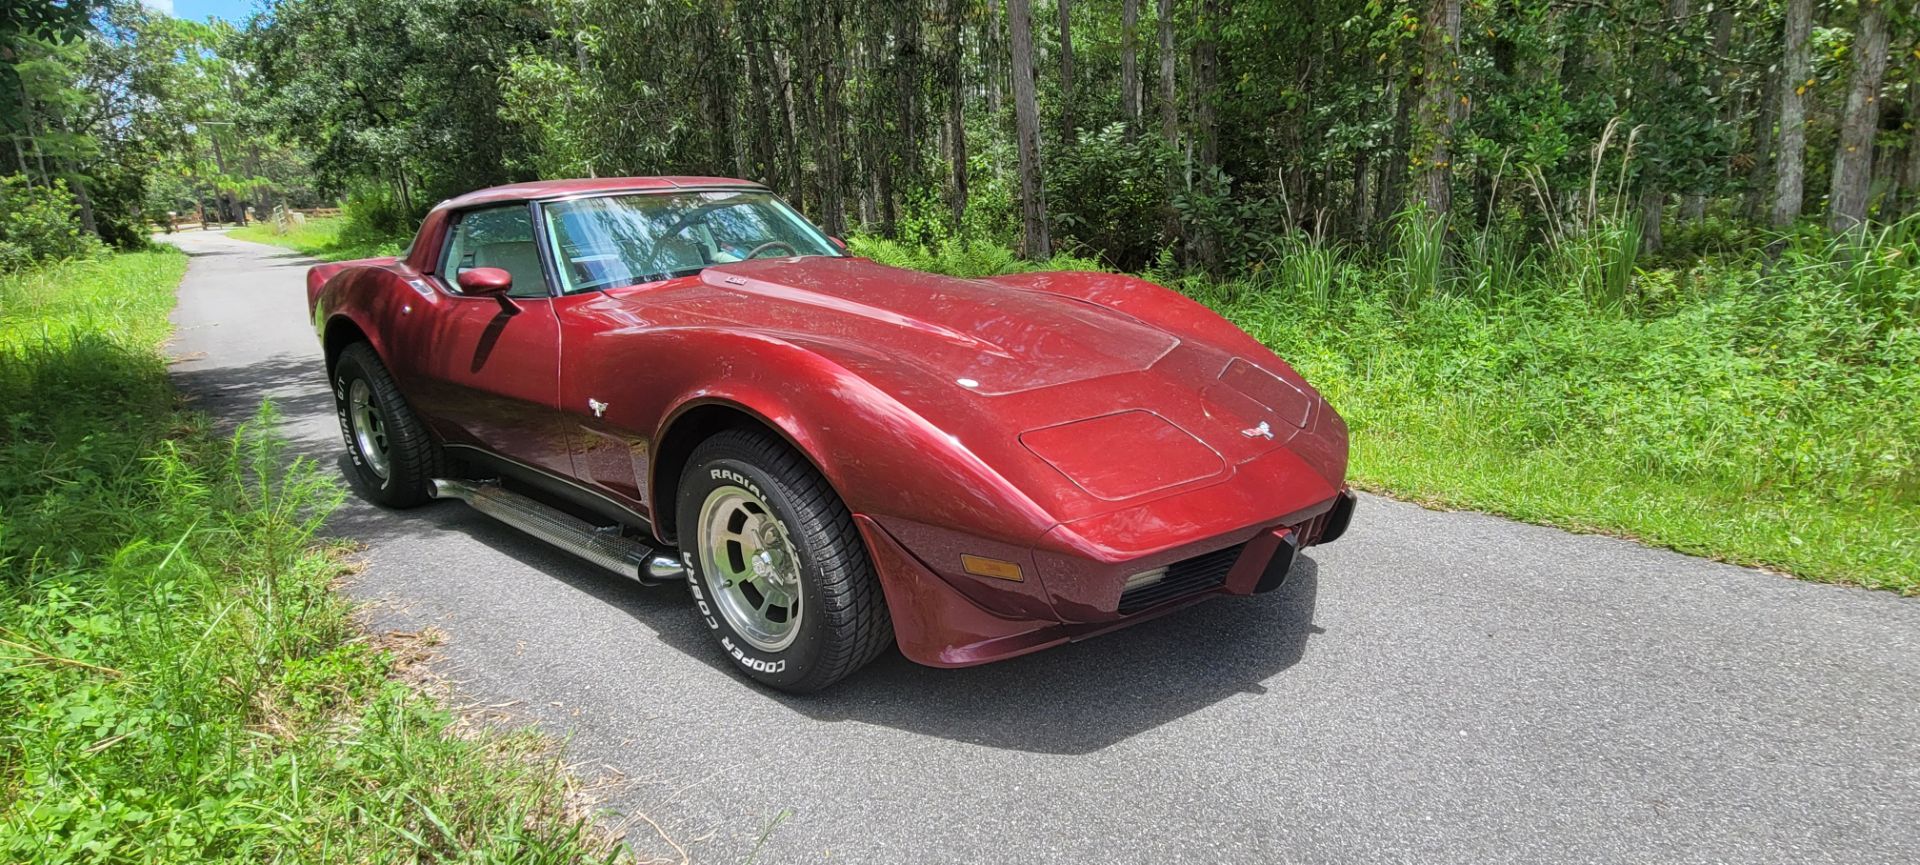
[601,256,1344,521]
[642,257,1181,395]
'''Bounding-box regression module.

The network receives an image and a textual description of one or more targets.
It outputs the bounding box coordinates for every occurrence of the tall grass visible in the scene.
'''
[229,216,407,262]
[1390,207,1448,309]
[0,253,630,861]
[1780,214,1920,322]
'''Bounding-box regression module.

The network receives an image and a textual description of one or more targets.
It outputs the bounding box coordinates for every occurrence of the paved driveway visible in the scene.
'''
[165,229,1920,864]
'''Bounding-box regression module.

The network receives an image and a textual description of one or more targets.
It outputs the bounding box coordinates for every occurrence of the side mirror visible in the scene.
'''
[828,236,848,253]
[456,267,513,296]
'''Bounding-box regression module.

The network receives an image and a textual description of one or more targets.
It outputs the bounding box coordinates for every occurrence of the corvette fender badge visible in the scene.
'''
[588,398,609,418]
[1241,421,1274,440]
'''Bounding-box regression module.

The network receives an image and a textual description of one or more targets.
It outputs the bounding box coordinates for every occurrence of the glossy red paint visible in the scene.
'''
[455,266,513,295]
[307,178,1354,668]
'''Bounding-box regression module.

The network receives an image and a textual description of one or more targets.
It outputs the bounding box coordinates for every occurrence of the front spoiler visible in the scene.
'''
[857,496,1343,668]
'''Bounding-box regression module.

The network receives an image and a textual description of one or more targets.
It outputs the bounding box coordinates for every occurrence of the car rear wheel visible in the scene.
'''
[332,343,441,508]
[677,429,892,692]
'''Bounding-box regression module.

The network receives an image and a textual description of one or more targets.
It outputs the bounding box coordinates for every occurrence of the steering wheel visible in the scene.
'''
[746,240,799,259]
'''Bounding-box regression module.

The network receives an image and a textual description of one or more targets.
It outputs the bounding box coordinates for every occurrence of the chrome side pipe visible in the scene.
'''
[429,479,685,585]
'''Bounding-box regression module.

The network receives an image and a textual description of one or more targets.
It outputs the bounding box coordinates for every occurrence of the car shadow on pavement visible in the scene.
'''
[322,471,1326,756]
[790,560,1322,754]
[169,352,340,450]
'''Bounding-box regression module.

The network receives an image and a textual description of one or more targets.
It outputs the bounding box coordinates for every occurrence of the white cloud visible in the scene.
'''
[143,0,176,15]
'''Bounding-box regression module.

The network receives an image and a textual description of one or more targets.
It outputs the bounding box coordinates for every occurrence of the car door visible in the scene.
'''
[387,203,575,478]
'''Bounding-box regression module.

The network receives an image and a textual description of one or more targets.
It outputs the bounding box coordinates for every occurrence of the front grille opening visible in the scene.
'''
[1117,543,1244,614]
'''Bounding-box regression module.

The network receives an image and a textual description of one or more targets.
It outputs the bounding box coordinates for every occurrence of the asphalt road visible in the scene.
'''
[164,229,1920,864]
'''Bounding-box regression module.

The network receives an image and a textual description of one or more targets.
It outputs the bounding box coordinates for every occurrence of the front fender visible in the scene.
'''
[605,330,1065,622]
[645,332,1054,543]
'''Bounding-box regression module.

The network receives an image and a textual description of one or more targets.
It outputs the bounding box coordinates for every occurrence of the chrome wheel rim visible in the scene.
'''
[698,484,803,652]
[347,378,392,480]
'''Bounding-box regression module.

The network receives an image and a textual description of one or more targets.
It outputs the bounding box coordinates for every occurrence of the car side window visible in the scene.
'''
[443,205,550,298]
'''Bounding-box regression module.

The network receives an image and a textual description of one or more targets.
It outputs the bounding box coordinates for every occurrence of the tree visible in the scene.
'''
[1057,0,1077,141]
[1120,0,1140,134]
[1411,0,1461,220]
[1903,55,1920,212]
[1156,0,1176,150]
[1829,0,1891,233]
[1008,0,1050,257]
[1772,0,1813,228]
[1191,0,1225,271]
[947,0,968,230]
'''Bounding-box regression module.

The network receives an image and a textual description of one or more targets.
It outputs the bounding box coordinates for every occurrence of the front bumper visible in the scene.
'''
[858,487,1356,668]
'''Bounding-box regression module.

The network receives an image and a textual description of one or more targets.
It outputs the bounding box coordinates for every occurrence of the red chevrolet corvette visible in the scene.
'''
[306,177,1354,691]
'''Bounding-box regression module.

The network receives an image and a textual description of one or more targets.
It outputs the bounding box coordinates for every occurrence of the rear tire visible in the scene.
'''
[677,429,892,692]
[332,343,442,508]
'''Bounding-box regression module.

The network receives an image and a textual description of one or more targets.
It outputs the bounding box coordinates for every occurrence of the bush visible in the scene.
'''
[82,161,156,251]
[1049,125,1176,271]
[0,176,102,271]
[340,182,416,239]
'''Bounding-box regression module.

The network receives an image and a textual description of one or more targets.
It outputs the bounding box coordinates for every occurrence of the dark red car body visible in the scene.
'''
[306,177,1354,668]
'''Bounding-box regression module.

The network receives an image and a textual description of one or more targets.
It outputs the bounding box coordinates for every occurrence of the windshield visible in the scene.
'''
[541,190,840,293]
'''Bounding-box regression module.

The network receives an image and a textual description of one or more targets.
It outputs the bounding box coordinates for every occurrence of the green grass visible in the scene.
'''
[857,231,1920,594]
[0,253,625,861]
[229,216,405,262]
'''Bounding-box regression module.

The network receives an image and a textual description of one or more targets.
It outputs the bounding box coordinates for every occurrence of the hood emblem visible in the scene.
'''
[588,398,609,418]
[1241,421,1274,440]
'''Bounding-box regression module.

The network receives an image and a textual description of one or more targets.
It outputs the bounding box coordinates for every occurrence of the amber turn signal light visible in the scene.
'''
[960,554,1024,582]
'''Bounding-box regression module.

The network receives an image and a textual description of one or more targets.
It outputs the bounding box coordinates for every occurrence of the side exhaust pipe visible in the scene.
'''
[430,479,684,585]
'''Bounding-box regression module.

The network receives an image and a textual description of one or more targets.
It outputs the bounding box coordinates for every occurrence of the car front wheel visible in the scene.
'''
[677,429,892,692]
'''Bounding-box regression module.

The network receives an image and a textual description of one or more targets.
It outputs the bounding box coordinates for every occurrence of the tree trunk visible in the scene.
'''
[1156,0,1176,149]
[775,45,803,210]
[1156,0,1179,244]
[1351,146,1373,237]
[1009,0,1051,258]
[1190,0,1225,272]
[746,26,776,186]
[1771,0,1812,228]
[61,158,98,237]
[986,0,1004,121]
[396,169,413,218]
[50,113,96,235]
[1742,60,1780,222]
[1902,57,1920,216]
[1380,73,1412,224]
[1193,0,1222,175]
[1828,0,1890,234]
[211,131,237,223]
[819,0,848,234]
[1637,0,1688,253]
[1639,191,1664,252]
[1120,0,1140,134]
[1411,0,1461,220]
[1683,1,1737,222]
[10,134,30,183]
[883,10,920,234]
[948,0,969,231]
[1056,0,1076,141]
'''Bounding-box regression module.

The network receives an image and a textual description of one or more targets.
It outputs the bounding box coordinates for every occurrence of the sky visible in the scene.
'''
[153,0,264,22]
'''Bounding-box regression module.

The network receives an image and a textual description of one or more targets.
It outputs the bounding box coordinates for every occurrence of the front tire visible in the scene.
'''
[332,343,442,508]
[677,429,892,692]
